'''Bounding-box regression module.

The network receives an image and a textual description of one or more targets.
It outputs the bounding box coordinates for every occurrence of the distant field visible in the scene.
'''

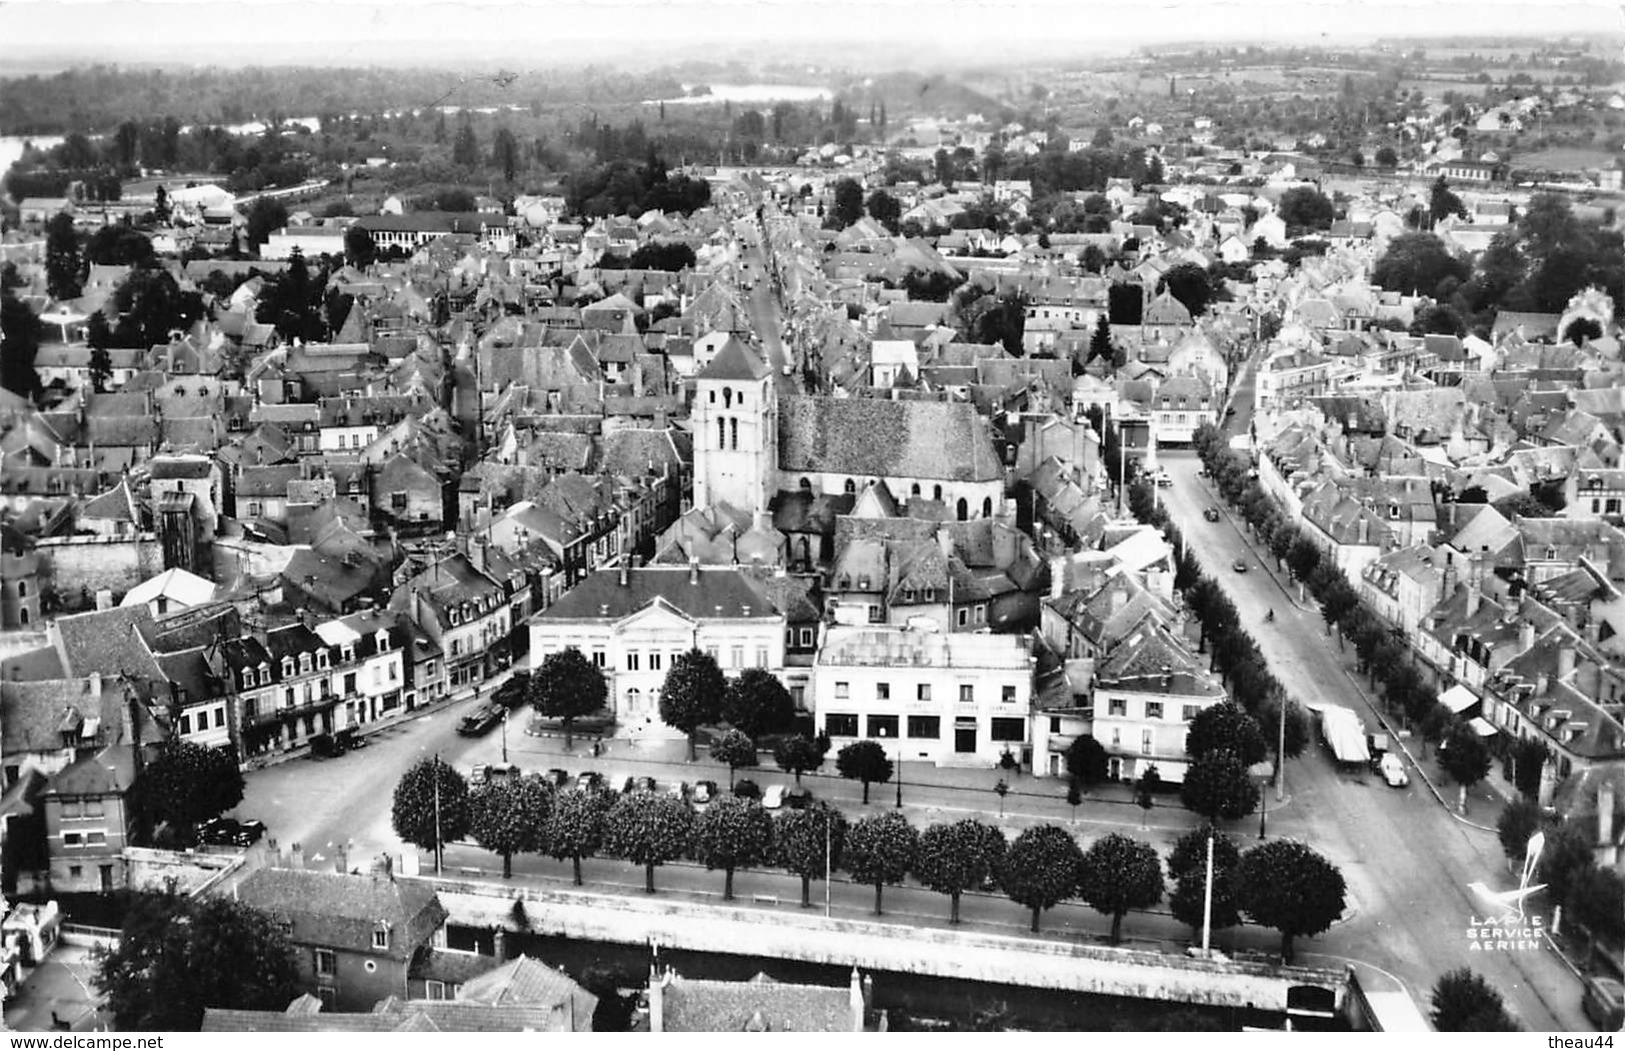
[1398,78,1490,96]
[1515,146,1617,170]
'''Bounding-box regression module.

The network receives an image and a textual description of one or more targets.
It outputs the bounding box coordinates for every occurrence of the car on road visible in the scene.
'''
[309,733,344,758]
[575,771,604,793]
[543,768,571,789]
[457,704,503,737]
[762,784,788,809]
[1203,507,1221,522]
[335,727,364,751]
[1232,558,1249,573]
[785,786,813,810]
[692,780,718,809]
[1153,471,1173,487]
[488,762,520,782]
[621,775,657,794]
[197,817,267,848]
[1378,753,1409,788]
[667,780,691,801]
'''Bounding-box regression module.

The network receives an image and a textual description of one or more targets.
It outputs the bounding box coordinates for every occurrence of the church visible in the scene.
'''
[692,338,1006,523]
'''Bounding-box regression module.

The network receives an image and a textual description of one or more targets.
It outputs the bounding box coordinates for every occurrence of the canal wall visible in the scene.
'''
[418,876,1349,1015]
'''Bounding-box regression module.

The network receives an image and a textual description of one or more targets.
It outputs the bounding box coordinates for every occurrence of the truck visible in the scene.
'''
[1313,705,1371,766]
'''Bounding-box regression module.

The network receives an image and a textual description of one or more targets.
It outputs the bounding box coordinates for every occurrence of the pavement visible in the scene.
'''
[3,945,111,1033]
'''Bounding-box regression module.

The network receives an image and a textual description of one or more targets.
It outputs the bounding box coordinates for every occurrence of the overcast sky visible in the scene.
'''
[0,0,1618,68]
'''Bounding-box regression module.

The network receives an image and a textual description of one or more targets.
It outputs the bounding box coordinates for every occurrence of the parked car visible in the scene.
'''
[1583,976,1625,1030]
[1232,558,1248,573]
[1203,507,1221,522]
[785,786,814,810]
[575,771,604,793]
[667,780,691,801]
[544,768,571,788]
[488,762,521,782]
[334,727,364,751]
[692,780,718,809]
[1378,753,1409,788]
[1154,472,1173,488]
[762,784,788,809]
[197,817,267,848]
[457,705,503,737]
[621,775,656,794]
[733,779,762,800]
[309,733,343,758]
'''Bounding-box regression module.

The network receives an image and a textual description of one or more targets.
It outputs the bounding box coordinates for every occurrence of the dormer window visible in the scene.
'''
[342,646,355,664]
[281,658,294,678]
[299,653,313,674]
[317,651,329,670]
[450,610,460,626]
[259,664,271,686]
[241,670,254,689]
[372,924,390,950]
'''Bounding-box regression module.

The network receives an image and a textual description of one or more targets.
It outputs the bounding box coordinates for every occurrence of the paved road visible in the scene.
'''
[1158,448,1586,1032]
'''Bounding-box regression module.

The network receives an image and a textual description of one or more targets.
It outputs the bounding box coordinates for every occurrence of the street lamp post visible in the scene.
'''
[501,707,509,764]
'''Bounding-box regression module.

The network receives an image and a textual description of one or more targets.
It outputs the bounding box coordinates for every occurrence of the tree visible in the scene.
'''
[153,184,170,223]
[913,819,1006,924]
[1276,187,1335,235]
[391,756,469,872]
[1235,839,1346,963]
[112,266,204,349]
[1076,832,1165,944]
[774,803,847,907]
[0,289,44,402]
[527,646,608,749]
[721,667,796,738]
[244,197,289,251]
[98,889,301,1031]
[343,225,376,269]
[1185,702,1268,766]
[1496,797,1545,866]
[772,735,824,784]
[1372,233,1471,295]
[973,290,1028,356]
[1429,176,1469,228]
[843,810,918,915]
[934,148,955,189]
[492,126,520,183]
[1429,968,1518,1031]
[1158,263,1214,317]
[865,188,901,232]
[1564,316,1603,346]
[1439,721,1493,814]
[83,225,156,267]
[1509,737,1547,798]
[1134,766,1160,826]
[1065,734,1109,791]
[1168,825,1243,937]
[693,795,774,900]
[1375,145,1398,168]
[1001,824,1082,933]
[836,740,894,803]
[710,728,758,789]
[603,790,695,893]
[453,117,480,169]
[829,177,864,228]
[1180,749,1259,822]
[658,648,725,760]
[467,774,552,879]
[548,787,608,886]
[134,739,245,837]
[1086,313,1112,367]
[45,212,81,300]
[87,340,114,394]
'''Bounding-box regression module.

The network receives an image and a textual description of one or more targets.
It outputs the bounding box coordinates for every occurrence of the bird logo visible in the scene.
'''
[1468,831,1546,925]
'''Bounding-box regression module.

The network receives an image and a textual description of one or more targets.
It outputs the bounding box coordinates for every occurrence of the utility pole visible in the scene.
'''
[433,752,444,875]
[824,809,832,918]
[1200,832,1214,956]
[1277,690,1288,802]
[894,741,903,809]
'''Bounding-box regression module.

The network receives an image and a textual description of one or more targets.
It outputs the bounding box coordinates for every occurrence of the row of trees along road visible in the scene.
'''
[1190,423,1504,811]
[391,757,1346,959]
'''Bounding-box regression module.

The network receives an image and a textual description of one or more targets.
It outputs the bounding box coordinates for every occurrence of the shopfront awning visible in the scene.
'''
[1440,684,1479,714]
[1468,716,1498,737]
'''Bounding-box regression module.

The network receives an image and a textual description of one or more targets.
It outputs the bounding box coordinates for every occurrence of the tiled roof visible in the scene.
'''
[536,566,780,623]
[778,396,1002,483]
[457,955,596,1029]
[234,869,447,960]
[655,971,858,1032]
[45,744,138,797]
[52,606,163,681]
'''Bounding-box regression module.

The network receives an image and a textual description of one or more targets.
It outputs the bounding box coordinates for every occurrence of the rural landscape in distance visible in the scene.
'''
[0,0,1622,1036]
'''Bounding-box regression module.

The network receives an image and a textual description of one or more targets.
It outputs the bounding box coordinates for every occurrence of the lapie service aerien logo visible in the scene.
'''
[1466,831,1547,953]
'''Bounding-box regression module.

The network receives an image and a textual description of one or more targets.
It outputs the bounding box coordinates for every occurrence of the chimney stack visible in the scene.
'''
[619,561,630,587]
[1599,784,1617,853]
[1519,620,1535,653]
[1558,645,1576,681]
[688,559,700,585]
[1466,580,1481,618]
[1358,516,1370,546]
[1111,588,1127,614]
[493,928,508,961]
[291,842,305,870]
